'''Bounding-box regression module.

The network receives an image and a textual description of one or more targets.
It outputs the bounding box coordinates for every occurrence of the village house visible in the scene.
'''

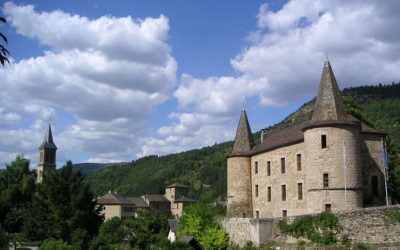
[96,183,196,220]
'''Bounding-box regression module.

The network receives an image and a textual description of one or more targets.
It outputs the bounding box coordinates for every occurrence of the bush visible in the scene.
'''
[278,213,342,245]
[384,209,400,224]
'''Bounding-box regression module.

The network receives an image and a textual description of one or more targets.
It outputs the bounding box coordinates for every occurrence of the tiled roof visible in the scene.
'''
[142,194,170,202]
[229,110,255,157]
[166,183,188,188]
[39,124,57,150]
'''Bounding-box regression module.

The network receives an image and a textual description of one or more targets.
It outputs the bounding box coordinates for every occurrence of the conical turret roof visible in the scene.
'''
[312,60,347,121]
[39,124,57,150]
[230,110,254,156]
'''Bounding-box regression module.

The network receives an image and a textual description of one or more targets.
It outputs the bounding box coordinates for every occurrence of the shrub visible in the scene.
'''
[384,209,400,224]
[278,213,342,245]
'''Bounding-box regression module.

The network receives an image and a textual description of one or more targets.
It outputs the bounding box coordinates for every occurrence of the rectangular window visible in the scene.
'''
[255,185,259,197]
[321,135,327,149]
[281,158,286,173]
[267,161,271,176]
[256,211,259,218]
[298,183,303,200]
[323,173,329,188]
[297,154,302,171]
[267,186,271,202]
[281,185,286,201]
[325,204,332,213]
[255,161,258,174]
[282,210,287,217]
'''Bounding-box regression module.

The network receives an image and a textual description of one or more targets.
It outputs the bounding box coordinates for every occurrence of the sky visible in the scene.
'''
[1,0,400,168]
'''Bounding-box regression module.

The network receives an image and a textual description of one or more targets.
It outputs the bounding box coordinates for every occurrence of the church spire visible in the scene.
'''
[39,124,57,150]
[312,60,347,121]
[230,110,255,156]
[37,124,57,183]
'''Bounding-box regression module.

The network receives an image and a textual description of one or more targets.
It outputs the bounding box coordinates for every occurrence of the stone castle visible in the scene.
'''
[227,60,388,218]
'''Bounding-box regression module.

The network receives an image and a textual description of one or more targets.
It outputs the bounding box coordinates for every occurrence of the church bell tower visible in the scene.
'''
[37,124,57,183]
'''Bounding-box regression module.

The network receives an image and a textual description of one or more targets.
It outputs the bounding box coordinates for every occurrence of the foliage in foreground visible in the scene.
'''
[0,155,35,233]
[39,239,75,250]
[278,213,343,245]
[178,203,229,250]
[23,161,103,247]
[90,210,190,250]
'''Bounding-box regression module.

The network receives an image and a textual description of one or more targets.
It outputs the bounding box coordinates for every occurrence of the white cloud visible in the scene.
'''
[0,2,177,163]
[138,0,400,156]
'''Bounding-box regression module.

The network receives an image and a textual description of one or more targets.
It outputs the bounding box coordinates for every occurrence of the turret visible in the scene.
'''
[37,124,57,183]
[227,110,254,217]
[303,60,363,213]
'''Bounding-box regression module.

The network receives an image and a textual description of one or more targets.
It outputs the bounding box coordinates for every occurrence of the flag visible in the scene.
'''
[381,138,388,169]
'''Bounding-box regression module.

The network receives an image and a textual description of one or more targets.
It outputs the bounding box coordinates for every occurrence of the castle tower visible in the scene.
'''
[227,109,254,217]
[37,124,57,183]
[303,60,363,213]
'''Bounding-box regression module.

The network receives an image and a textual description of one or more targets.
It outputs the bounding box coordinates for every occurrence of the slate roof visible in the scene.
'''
[97,192,152,208]
[166,183,188,188]
[313,60,348,121]
[174,196,196,203]
[229,110,255,157]
[142,194,170,202]
[168,219,179,233]
[127,197,149,208]
[97,192,135,205]
[251,116,384,156]
[39,124,57,150]
[249,60,385,156]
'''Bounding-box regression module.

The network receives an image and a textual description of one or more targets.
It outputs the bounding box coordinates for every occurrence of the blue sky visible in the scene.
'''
[1,0,400,167]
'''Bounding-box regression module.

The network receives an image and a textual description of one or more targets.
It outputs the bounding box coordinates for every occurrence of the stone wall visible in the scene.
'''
[222,205,400,247]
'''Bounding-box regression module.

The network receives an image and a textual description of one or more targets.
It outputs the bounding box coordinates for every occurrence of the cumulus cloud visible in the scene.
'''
[138,0,400,156]
[0,2,176,163]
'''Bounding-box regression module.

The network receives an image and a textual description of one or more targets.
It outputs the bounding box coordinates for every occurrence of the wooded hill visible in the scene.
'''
[84,82,400,202]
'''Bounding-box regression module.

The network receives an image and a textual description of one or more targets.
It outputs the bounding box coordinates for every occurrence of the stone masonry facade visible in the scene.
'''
[227,60,388,219]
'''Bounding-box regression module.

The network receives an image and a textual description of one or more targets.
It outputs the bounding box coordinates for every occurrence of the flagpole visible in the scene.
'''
[382,137,389,206]
[343,141,347,209]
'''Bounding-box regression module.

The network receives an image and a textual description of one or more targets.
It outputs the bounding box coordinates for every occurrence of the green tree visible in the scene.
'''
[0,155,35,233]
[0,223,8,250]
[22,161,103,244]
[89,217,127,250]
[199,225,229,250]
[0,17,10,66]
[39,239,75,250]
[127,209,170,249]
[178,203,228,249]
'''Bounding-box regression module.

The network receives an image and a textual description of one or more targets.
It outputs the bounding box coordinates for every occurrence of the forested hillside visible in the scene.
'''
[85,83,400,202]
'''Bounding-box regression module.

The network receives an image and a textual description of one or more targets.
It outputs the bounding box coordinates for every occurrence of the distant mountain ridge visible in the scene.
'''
[83,82,400,202]
[73,162,129,175]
